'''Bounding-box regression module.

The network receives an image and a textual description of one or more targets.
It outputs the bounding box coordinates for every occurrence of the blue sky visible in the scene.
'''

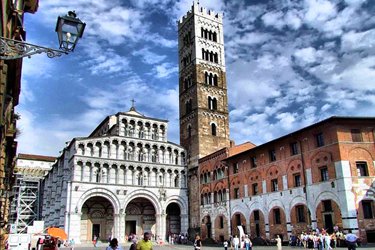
[18,0,375,156]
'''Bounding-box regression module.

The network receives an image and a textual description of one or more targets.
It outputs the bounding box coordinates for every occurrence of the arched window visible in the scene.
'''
[209,31,212,40]
[214,74,218,86]
[213,98,217,110]
[210,52,214,62]
[201,27,204,38]
[209,73,213,85]
[208,96,212,110]
[204,29,208,39]
[188,125,192,138]
[211,123,217,136]
[185,99,192,114]
[202,48,205,60]
[214,53,218,63]
[184,78,188,90]
[174,176,179,187]
[137,174,143,185]
[205,72,209,84]
[213,32,217,42]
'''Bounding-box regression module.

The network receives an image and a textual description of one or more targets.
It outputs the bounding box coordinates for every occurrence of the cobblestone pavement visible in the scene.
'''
[60,243,375,250]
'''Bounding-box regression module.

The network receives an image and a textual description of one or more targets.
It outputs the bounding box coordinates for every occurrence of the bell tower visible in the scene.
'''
[178,2,230,168]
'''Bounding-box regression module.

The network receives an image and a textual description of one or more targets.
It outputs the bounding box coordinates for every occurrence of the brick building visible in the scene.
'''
[198,117,375,243]
[0,0,38,238]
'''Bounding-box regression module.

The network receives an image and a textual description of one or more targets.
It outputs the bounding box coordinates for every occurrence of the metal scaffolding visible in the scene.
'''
[9,174,41,233]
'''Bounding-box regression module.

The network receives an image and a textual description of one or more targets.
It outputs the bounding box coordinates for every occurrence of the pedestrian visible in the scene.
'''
[93,235,98,247]
[345,230,358,250]
[244,235,251,250]
[137,232,153,250]
[233,235,239,250]
[194,235,202,250]
[229,235,233,250]
[224,240,228,250]
[106,238,122,250]
[129,238,137,250]
[69,238,75,250]
[275,235,282,250]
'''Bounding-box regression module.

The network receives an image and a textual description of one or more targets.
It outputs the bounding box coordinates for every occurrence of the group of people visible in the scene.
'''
[291,228,359,250]
[169,232,189,244]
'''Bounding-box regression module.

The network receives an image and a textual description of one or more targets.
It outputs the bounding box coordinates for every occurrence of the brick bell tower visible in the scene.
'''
[178,2,230,231]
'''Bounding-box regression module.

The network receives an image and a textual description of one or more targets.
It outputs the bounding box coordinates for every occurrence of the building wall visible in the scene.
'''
[197,118,375,243]
[0,0,38,240]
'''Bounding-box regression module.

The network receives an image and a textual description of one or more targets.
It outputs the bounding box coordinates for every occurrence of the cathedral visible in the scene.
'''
[42,108,188,243]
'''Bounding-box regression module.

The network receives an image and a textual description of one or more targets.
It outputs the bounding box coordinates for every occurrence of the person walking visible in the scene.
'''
[345,231,358,250]
[275,235,282,250]
[129,239,137,250]
[93,235,98,247]
[233,235,239,250]
[137,232,153,250]
[244,235,251,250]
[106,238,122,250]
[224,240,228,250]
[69,238,75,250]
[194,235,202,250]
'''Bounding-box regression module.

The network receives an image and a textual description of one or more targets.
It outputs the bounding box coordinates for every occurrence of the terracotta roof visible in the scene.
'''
[228,142,256,157]
[17,153,56,162]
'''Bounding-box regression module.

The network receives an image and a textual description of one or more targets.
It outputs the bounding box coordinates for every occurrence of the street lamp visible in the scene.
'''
[0,11,86,60]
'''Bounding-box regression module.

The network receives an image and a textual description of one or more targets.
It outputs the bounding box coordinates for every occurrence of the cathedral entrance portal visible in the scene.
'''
[166,202,181,239]
[80,196,114,243]
[125,198,156,238]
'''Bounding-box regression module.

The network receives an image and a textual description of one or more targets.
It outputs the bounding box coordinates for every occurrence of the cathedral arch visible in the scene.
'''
[123,190,162,215]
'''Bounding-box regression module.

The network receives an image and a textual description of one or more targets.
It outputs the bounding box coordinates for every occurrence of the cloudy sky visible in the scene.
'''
[18,0,375,156]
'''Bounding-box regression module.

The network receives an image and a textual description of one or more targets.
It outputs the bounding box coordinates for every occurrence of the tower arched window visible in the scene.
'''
[209,73,213,85]
[214,74,218,86]
[211,123,217,136]
[205,72,209,84]
[215,53,218,63]
[213,32,217,42]
[213,98,217,110]
[202,49,205,60]
[208,96,212,110]
[210,52,214,62]
[188,125,192,138]
[201,27,204,38]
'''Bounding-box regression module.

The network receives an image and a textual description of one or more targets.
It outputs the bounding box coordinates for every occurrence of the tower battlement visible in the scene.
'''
[177,1,223,27]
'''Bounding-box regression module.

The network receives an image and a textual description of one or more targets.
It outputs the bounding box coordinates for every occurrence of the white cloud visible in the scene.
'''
[341,29,375,51]
[133,48,167,64]
[154,62,178,78]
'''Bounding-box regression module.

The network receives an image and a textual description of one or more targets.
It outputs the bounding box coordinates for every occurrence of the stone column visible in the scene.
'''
[181,214,189,234]
[119,212,126,243]
[67,212,82,243]
[264,213,270,239]
[155,213,162,240]
[285,208,292,239]
[335,161,359,233]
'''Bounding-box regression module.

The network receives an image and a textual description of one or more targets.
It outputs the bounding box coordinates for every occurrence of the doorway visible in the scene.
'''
[324,214,334,233]
[126,221,136,237]
[92,224,100,240]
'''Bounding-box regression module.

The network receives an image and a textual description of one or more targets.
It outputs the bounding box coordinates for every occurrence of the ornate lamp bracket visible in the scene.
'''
[0,36,68,60]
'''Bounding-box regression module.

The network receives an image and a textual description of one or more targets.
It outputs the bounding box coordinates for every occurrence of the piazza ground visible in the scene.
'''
[60,243,375,250]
